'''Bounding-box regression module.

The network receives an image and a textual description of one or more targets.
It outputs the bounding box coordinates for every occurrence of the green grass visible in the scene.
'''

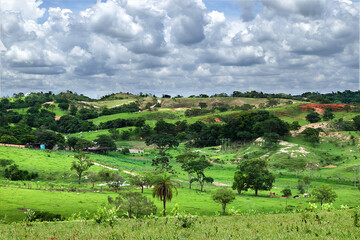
[1,210,359,239]
[0,147,104,181]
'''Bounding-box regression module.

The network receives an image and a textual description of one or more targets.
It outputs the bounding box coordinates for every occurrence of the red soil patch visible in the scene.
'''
[201,117,221,123]
[299,104,351,112]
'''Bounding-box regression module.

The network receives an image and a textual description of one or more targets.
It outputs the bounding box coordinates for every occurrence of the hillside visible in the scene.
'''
[0,91,360,229]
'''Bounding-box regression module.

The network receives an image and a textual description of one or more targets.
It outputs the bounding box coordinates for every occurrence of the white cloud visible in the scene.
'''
[0,0,358,97]
[0,0,45,20]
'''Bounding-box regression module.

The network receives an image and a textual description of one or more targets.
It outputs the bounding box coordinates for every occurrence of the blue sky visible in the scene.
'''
[0,0,359,98]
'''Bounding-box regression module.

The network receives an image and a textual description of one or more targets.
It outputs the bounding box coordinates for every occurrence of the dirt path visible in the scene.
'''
[291,122,330,136]
[92,162,118,170]
[213,181,231,187]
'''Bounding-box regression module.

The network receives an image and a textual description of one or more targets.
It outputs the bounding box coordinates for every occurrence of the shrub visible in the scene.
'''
[176,211,197,228]
[93,206,118,227]
[25,209,63,222]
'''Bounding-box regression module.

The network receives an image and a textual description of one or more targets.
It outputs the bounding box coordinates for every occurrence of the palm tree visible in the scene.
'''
[152,173,178,216]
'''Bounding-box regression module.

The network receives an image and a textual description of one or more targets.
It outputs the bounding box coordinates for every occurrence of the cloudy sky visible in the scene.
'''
[0,0,359,98]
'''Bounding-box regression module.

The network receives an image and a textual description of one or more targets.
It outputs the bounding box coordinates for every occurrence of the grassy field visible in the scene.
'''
[1,210,359,239]
[2,97,360,240]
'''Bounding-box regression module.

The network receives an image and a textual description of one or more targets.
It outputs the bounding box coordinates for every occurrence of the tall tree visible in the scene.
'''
[281,188,292,208]
[187,156,213,192]
[94,134,117,154]
[129,173,152,193]
[152,173,178,216]
[311,185,337,206]
[71,153,93,184]
[233,159,275,196]
[175,152,199,189]
[145,133,179,156]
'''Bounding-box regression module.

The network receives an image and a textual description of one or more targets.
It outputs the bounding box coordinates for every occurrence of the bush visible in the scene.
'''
[25,209,63,222]
[93,206,118,227]
[4,164,38,181]
[176,211,198,228]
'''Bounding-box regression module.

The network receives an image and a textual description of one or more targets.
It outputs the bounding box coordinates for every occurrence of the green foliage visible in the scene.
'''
[108,192,157,218]
[94,134,117,153]
[129,173,152,193]
[145,133,179,156]
[311,185,337,206]
[108,128,121,140]
[152,173,178,216]
[281,188,292,198]
[4,164,38,181]
[323,107,334,121]
[302,127,320,144]
[58,102,69,111]
[176,211,198,228]
[0,159,14,169]
[199,102,207,109]
[263,132,280,149]
[352,115,360,131]
[353,207,360,227]
[233,159,275,196]
[24,209,62,222]
[32,128,58,148]
[306,112,321,123]
[93,206,118,227]
[212,189,236,215]
[289,121,301,130]
[71,153,93,184]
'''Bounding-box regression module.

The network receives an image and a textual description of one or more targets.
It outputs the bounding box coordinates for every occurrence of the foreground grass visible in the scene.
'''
[1,210,359,239]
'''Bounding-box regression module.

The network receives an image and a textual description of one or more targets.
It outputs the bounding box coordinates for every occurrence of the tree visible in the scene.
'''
[302,127,320,144]
[129,173,152,193]
[107,172,125,192]
[71,153,93,184]
[306,112,321,123]
[263,132,280,149]
[302,176,312,192]
[152,173,178,216]
[151,156,173,172]
[99,169,125,192]
[94,134,117,154]
[108,128,120,140]
[87,172,99,191]
[322,107,334,121]
[188,156,213,192]
[67,136,79,150]
[32,128,58,149]
[266,98,279,108]
[311,185,337,206]
[281,188,292,208]
[289,121,301,131]
[212,189,235,215]
[108,192,157,218]
[70,105,77,116]
[353,115,360,131]
[233,159,275,196]
[199,102,207,109]
[74,139,94,151]
[175,152,198,189]
[58,102,69,111]
[232,170,248,195]
[145,133,179,156]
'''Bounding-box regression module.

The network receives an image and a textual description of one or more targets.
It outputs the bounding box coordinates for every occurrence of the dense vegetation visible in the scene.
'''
[1,90,360,239]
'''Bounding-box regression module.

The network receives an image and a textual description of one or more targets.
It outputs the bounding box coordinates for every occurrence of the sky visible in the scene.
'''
[0,0,359,98]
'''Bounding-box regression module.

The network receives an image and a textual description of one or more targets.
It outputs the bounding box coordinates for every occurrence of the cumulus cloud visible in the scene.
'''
[0,0,358,97]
